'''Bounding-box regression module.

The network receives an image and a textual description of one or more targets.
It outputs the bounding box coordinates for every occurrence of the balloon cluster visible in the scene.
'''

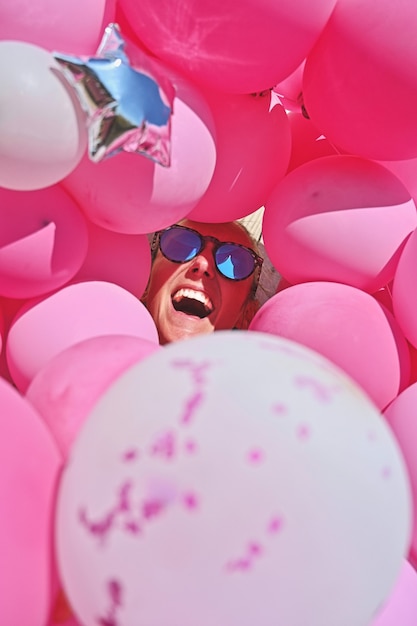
[2,0,417,625]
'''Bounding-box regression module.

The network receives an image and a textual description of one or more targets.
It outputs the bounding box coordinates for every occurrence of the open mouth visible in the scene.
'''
[172,288,214,319]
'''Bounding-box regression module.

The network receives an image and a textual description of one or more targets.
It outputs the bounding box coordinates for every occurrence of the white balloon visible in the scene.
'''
[55,331,411,626]
[0,41,87,190]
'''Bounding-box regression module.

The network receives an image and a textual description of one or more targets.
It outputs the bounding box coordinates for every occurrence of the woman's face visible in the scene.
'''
[145,220,257,344]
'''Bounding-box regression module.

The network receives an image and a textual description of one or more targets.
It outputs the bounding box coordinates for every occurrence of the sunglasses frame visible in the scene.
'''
[151,224,263,282]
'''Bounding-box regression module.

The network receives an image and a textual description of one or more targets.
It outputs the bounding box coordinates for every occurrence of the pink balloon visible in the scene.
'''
[380,158,417,207]
[26,335,160,458]
[286,111,338,173]
[0,0,116,55]
[71,220,151,299]
[273,61,305,113]
[371,561,417,626]
[0,185,88,298]
[62,66,216,234]
[303,0,417,160]
[392,227,417,349]
[384,383,417,562]
[119,0,338,94]
[262,155,417,293]
[0,42,87,191]
[6,281,159,392]
[187,91,291,222]
[249,281,407,410]
[0,377,61,625]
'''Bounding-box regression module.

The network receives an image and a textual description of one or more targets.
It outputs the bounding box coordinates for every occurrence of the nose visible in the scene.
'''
[186,247,216,279]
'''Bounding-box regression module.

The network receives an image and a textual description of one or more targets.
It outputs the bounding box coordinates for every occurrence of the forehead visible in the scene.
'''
[180,219,255,249]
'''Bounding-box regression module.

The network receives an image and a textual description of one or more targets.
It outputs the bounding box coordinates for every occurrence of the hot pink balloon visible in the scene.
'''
[262,155,417,293]
[286,111,338,173]
[0,0,116,55]
[26,334,160,458]
[0,185,88,298]
[249,281,408,410]
[303,0,417,160]
[62,67,216,234]
[380,157,417,207]
[6,281,159,392]
[72,220,151,299]
[187,91,291,223]
[384,382,417,562]
[119,0,338,94]
[371,560,417,626]
[0,42,88,191]
[392,227,417,349]
[0,377,61,625]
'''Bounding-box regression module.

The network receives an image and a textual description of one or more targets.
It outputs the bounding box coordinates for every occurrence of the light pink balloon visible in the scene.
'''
[55,331,410,626]
[0,377,61,625]
[71,220,151,299]
[0,185,88,299]
[286,111,338,173]
[263,155,417,293]
[392,228,417,349]
[187,91,291,222]
[6,281,159,392]
[62,67,216,234]
[26,334,161,458]
[0,42,87,191]
[0,0,116,55]
[273,61,305,113]
[384,383,417,562]
[119,0,338,94]
[303,0,417,160]
[249,281,407,410]
[371,561,417,626]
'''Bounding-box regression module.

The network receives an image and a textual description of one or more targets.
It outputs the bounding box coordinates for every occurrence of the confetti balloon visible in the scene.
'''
[56,331,410,626]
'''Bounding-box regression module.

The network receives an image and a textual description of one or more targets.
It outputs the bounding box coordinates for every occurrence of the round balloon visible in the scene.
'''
[0,0,116,55]
[384,382,417,562]
[55,331,410,626]
[72,220,151,299]
[187,90,291,222]
[371,560,417,626]
[262,155,417,293]
[249,281,408,410]
[392,227,417,349]
[26,334,161,458]
[0,377,61,625]
[303,0,417,160]
[6,281,159,392]
[0,185,88,299]
[62,65,216,234]
[119,0,338,94]
[0,42,87,191]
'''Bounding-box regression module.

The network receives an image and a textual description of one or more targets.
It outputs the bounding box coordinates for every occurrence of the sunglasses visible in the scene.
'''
[152,225,263,281]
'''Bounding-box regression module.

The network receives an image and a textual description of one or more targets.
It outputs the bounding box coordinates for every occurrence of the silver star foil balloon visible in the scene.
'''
[53,23,175,166]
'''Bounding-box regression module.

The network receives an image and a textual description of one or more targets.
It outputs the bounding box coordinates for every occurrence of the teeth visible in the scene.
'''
[173,288,213,312]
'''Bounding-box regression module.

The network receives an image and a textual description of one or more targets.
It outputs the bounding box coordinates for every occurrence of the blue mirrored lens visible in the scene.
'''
[215,244,255,280]
[159,228,201,262]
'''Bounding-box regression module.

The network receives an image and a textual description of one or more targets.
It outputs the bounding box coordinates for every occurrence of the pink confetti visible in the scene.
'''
[97,579,123,626]
[268,516,284,534]
[296,423,311,441]
[170,359,212,384]
[183,492,199,510]
[150,430,176,459]
[181,390,205,425]
[184,439,198,454]
[294,375,334,402]
[382,466,392,480]
[142,498,166,520]
[248,542,263,557]
[122,448,139,462]
[272,403,288,416]
[247,448,264,464]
